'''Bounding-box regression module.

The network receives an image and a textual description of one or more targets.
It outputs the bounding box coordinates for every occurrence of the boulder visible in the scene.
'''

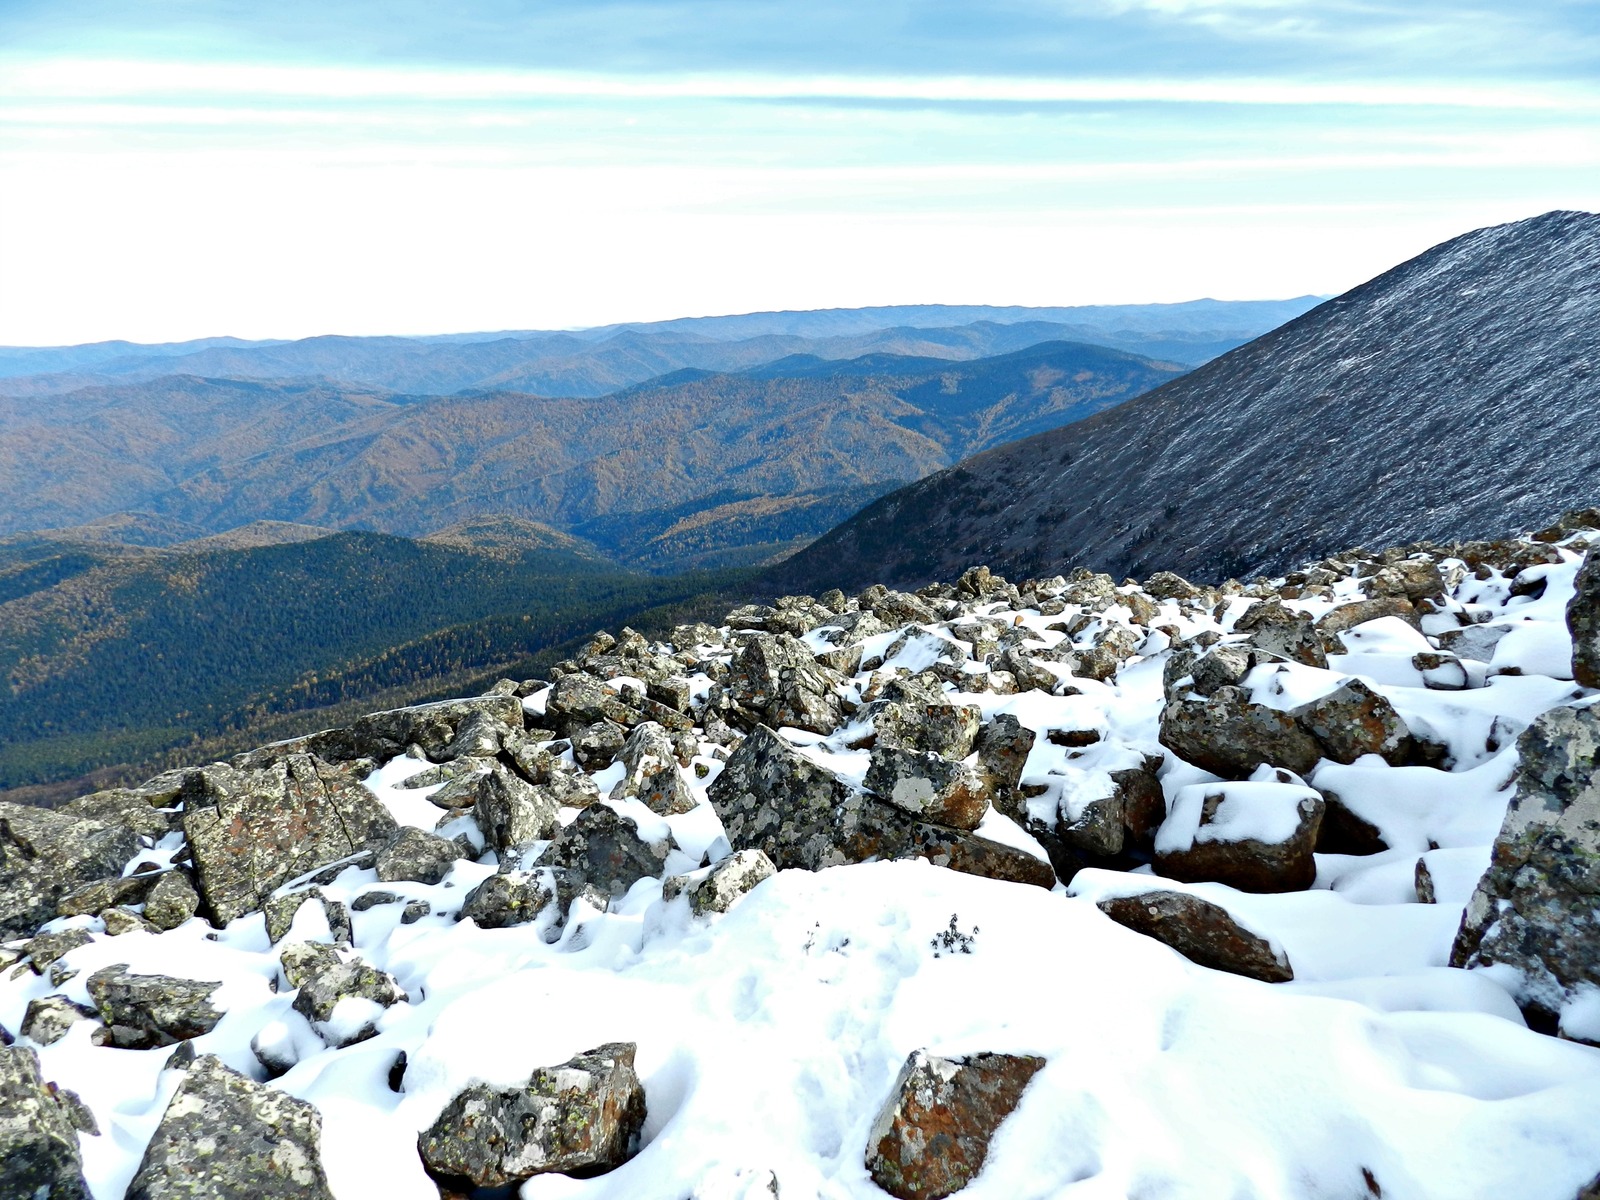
[20,995,97,1047]
[143,870,202,930]
[0,1046,92,1200]
[264,888,352,945]
[1451,705,1600,1031]
[865,1049,1045,1200]
[280,942,407,1048]
[665,849,777,916]
[102,907,159,937]
[1153,776,1324,893]
[544,673,642,737]
[125,1054,334,1200]
[470,762,562,855]
[374,826,463,886]
[1316,596,1418,642]
[708,727,1053,889]
[973,716,1036,818]
[871,701,982,760]
[1571,551,1600,689]
[233,694,524,768]
[535,806,676,897]
[1159,688,1323,779]
[0,802,140,940]
[418,1042,647,1188]
[458,867,603,932]
[23,928,93,975]
[56,872,158,919]
[610,722,696,816]
[86,965,223,1049]
[1234,600,1326,668]
[61,787,176,842]
[181,754,397,927]
[724,633,847,734]
[865,747,990,830]
[1093,889,1294,982]
[1290,679,1411,766]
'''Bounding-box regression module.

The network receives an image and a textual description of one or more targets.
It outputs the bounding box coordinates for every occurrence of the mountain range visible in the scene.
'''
[765,210,1600,593]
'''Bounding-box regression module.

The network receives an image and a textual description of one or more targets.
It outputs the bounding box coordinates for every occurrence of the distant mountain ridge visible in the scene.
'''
[763,210,1600,593]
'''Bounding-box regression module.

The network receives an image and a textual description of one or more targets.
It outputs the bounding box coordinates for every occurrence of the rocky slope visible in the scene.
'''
[3,511,1600,1197]
[765,210,1600,595]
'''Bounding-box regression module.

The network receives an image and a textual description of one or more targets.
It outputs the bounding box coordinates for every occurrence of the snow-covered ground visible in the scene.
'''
[6,535,1600,1199]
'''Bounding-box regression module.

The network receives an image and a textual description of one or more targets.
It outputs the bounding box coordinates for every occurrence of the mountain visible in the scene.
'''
[763,211,1600,593]
[0,342,1185,571]
[0,299,1319,396]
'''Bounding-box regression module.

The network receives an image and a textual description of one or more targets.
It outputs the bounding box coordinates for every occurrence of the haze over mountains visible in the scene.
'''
[767,210,1600,594]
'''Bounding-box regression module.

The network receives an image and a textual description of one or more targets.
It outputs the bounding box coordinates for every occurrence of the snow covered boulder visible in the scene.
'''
[1159,687,1322,780]
[1087,885,1294,982]
[0,800,140,940]
[1290,679,1412,766]
[1570,550,1600,688]
[181,754,397,927]
[535,805,677,897]
[21,995,98,1046]
[872,699,983,760]
[0,1046,92,1200]
[86,965,224,1050]
[1154,775,1324,893]
[418,1042,647,1188]
[280,941,407,1048]
[865,747,990,830]
[724,632,848,734]
[865,1049,1045,1200]
[1452,704,1600,1036]
[610,722,697,815]
[544,672,646,736]
[459,866,606,933]
[264,887,352,945]
[126,1054,334,1200]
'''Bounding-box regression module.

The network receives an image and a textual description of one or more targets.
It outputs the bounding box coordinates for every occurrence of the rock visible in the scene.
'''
[1094,888,1294,982]
[1571,551,1600,688]
[1153,776,1324,893]
[182,754,397,927]
[1451,704,1600,1029]
[440,710,512,760]
[418,1042,647,1188]
[21,995,97,1046]
[125,1054,334,1200]
[544,673,643,737]
[0,802,141,941]
[264,888,353,945]
[1314,790,1389,856]
[859,586,939,626]
[24,928,93,974]
[1363,558,1445,604]
[280,942,407,1048]
[1316,596,1419,641]
[1235,600,1326,668]
[724,633,847,734]
[458,867,602,932]
[865,747,990,830]
[973,716,1036,819]
[1159,688,1323,779]
[570,719,629,770]
[471,761,561,856]
[86,965,223,1049]
[101,907,159,937]
[1145,571,1202,601]
[1412,650,1470,690]
[871,701,982,760]
[610,722,696,816]
[55,872,158,919]
[1187,643,1255,697]
[1415,857,1437,904]
[234,693,525,768]
[709,727,1053,889]
[0,1046,92,1200]
[1115,762,1170,852]
[143,870,202,930]
[60,787,176,843]
[672,849,776,916]
[535,806,675,897]
[375,826,463,886]
[865,1049,1045,1200]
[1290,679,1411,766]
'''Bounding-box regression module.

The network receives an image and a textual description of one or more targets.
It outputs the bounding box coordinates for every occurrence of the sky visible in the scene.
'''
[0,1,1597,345]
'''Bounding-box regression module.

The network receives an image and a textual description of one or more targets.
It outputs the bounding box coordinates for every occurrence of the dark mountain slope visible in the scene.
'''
[763,211,1600,593]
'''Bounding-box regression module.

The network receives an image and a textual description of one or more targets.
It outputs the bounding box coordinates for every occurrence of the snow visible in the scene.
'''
[1156,774,1321,852]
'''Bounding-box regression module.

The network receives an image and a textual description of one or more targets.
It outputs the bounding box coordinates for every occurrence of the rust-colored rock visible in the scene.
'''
[1094,888,1294,982]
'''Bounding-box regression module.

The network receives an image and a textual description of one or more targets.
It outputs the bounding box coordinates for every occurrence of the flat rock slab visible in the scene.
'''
[1093,888,1294,983]
[86,965,224,1050]
[866,1049,1045,1200]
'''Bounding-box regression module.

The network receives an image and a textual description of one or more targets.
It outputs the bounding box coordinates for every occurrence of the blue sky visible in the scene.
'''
[1,0,1596,344]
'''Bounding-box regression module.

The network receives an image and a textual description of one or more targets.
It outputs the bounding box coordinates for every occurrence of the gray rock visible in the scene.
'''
[709,727,1054,889]
[1571,550,1600,689]
[1291,679,1411,766]
[182,754,397,927]
[280,942,407,1047]
[458,868,599,931]
[375,826,463,886]
[872,700,982,760]
[263,888,353,945]
[973,715,1036,820]
[60,787,177,843]
[535,806,676,897]
[544,673,643,737]
[467,761,560,855]
[610,723,696,816]
[418,1042,647,1188]
[57,872,159,920]
[1188,643,1256,697]
[1094,889,1294,982]
[1159,687,1323,779]
[21,995,97,1047]
[668,849,777,916]
[1145,571,1203,600]
[143,870,201,931]
[0,802,140,941]
[865,1049,1045,1200]
[233,694,524,768]
[1451,704,1600,1031]
[724,634,847,734]
[865,747,990,831]
[24,928,93,975]
[570,719,629,770]
[126,1054,334,1200]
[86,965,223,1049]
[100,908,158,937]
[0,1046,92,1199]
[1235,600,1327,668]
[441,710,513,761]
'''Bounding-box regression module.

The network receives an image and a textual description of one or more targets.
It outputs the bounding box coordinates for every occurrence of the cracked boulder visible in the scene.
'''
[1571,550,1600,689]
[418,1042,647,1188]
[181,754,397,927]
[126,1054,334,1200]
[0,1046,92,1200]
[871,700,982,760]
[535,805,676,898]
[470,761,561,855]
[1235,600,1327,668]
[865,1049,1045,1200]
[1091,887,1294,982]
[1451,704,1600,1033]
[280,942,407,1048]
[1153,776,1324,893]
[234,694,524,769]
[724,633,847,734]
[610,722,696,816]
[86,965,224,1050]
[0,801,141,941]
[1159,687,1322,779]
